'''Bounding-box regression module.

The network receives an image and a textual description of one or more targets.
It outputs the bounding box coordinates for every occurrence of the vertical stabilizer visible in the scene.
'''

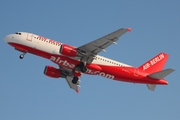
[138,53,169,74]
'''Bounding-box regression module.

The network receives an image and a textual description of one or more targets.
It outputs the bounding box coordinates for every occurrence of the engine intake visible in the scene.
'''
[60,44,78,57]
[44,66,63,78]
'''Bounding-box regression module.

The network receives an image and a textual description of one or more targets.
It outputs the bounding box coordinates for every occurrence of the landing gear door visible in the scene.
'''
[26,33,33,42]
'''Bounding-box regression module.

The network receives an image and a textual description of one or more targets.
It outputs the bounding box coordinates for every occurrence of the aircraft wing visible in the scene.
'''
[65,76,80,93]
[59,66,80,93]
[78,28,131,56]
[61,28,131,92]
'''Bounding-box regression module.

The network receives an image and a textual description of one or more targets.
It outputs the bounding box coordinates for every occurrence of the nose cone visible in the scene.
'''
[4,34,12,43]
[4,35,9,43]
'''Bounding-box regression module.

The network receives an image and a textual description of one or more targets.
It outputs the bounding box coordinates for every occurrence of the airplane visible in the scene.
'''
[4,28,174,92]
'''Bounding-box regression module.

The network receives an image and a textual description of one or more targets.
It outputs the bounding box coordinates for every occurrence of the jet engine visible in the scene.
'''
[44,66,64,78]
[60,44,78,57]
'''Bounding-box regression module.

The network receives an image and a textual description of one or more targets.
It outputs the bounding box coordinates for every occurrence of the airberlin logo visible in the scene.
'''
[50,56,75,68]
[143,53,165,71]
[50,56,115,79]
[86,69,115,79]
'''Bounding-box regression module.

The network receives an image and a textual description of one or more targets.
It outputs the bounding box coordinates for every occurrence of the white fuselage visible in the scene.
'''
[4,32,132,68]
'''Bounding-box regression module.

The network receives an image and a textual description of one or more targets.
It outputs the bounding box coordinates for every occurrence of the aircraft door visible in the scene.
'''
[26,33,33,42]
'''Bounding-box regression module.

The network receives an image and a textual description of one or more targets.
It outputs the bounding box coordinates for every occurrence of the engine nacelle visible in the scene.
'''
[44,66,62,78]
[60,44,78,57]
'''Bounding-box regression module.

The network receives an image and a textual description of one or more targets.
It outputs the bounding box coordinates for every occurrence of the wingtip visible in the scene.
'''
[127,28,132,32]
[76,90,79,93]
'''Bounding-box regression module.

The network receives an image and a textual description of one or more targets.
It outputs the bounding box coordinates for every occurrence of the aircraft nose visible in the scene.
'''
[4,34,12,43]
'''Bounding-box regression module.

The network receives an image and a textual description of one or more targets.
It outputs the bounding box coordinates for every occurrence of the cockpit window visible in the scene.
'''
[15,32,21,35]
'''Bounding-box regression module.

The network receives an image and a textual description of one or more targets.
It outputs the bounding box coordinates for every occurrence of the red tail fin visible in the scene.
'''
[138,53,169,74]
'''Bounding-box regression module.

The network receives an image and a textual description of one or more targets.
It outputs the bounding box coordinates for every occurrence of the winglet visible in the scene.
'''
[127,28,132,32]
[76,90,79,93]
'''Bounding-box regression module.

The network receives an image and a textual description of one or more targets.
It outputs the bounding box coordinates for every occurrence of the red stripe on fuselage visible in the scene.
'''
[8,42,168,85]
[99,65,168,85]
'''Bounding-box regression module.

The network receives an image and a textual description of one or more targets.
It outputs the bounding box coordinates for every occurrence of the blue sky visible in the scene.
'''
[1,0,180,120]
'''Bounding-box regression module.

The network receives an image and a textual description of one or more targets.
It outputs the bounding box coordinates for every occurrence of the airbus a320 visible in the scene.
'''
[4,28,174,92]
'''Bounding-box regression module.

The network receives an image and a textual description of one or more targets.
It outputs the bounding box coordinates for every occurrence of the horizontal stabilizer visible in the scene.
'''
[148,68,175,80]
[147,84,156,91]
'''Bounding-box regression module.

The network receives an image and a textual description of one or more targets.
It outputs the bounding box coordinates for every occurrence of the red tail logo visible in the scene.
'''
[138,53,169,74]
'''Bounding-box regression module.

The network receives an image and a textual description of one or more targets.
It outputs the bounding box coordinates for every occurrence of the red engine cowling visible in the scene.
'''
[60,44,78,57]
[44,66,62,78]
